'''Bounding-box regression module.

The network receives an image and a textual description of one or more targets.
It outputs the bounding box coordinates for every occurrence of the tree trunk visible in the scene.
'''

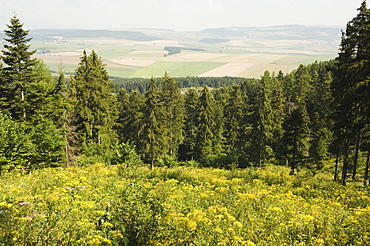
[341,135,351,186]
[364,150,370,186]
[352,128,361,180]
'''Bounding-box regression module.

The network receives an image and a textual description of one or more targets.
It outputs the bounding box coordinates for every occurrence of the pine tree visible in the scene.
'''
[270,71,286,162]
[181,88,199,160]
[212,87,227,156]
[250,71,274,166]
[224,84,245,154]
[307,62,334,170]
[160,72,185,158]
[195,86,217,160]
[333,1,370,184]
[283,65,311,173]
[138,77,169,167]
[116,89,145,146]
[1,15,37,120]
[71,50,117,158]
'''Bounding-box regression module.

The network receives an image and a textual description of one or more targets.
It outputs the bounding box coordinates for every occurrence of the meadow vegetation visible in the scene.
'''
[1,163,369,245]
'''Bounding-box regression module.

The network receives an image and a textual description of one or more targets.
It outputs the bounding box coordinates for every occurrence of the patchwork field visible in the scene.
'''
[30,26,341,78]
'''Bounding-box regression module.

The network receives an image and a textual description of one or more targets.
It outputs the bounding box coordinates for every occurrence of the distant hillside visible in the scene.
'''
[200,25,341,43]
[199,38,229,44]
[30,29,162,41]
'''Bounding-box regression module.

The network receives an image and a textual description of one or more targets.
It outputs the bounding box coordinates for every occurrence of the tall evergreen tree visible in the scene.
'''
[224,84,245,154]
[138,77,169,167]
[70,50,117,157]
[250,71,274,166]
[307,62,334,170]
[270,71,286,161]
[195,86,217,160]
[160,72,185,158]
[116,89,145,146]
[283,65,311,173]
[181,89,199,160]
[1,15,37,119]
[333,1,370,184]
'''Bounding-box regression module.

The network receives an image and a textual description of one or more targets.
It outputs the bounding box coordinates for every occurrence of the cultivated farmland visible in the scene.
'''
[30,26,341,78]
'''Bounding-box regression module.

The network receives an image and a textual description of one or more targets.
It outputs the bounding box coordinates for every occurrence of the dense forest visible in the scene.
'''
[0,1,369,188]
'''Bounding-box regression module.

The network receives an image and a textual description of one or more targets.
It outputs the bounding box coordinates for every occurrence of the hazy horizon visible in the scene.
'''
[0,0,365,32]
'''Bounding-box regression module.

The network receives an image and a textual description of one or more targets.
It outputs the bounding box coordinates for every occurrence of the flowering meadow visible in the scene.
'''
[1,164,369,245]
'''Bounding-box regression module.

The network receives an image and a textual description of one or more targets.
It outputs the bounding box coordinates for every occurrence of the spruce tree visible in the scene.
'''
[116,89,145,146]
[181,89,199,160]
[224,84,245,154]
[250,71,274,166]
[160,72,185,158]
[138,77,169,167]
[333,1,370,184]
[212,88,227,156]
[270,71,286,162]
[307,62,333,170]
[71,50,117,159]
[195,86,217,160]
[283,65,311,173]
[1,15,37,120]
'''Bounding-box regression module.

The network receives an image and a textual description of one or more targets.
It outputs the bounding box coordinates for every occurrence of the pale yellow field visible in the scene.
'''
[200,62,254,77]
[109,59,156,67]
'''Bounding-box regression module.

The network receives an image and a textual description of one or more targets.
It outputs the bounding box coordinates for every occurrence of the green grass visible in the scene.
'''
[106,66,138,78]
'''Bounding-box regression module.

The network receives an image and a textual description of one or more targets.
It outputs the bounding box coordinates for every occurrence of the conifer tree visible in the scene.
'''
[71,50,117,158]
[270,71,286,160]
[160,72,185,158]
[307,62,333,170]
[116,89,145,146]
[195,86,217,160]
[224,85,245,154]
[1,15,37,119]
[250,71,274,166]
[138,77,168,167]
[181,89,199,160]
[333,1,370,184]
[212,88,227,156]
[283,65,311,173]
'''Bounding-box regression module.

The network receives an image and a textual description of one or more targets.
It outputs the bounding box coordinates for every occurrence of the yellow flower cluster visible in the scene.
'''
[0,163,369,245]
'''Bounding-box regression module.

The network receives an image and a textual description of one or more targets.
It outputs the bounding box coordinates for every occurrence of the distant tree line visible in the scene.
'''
[0,1,370,186]
[112,76,246,93]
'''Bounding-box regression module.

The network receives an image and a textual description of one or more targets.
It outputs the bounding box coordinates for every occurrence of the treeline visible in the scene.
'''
[0,1,370,186]
[116,63,335,171]
[112,76,246,93]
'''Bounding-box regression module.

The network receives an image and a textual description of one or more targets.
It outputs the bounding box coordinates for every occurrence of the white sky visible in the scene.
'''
[0,0,365,31]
